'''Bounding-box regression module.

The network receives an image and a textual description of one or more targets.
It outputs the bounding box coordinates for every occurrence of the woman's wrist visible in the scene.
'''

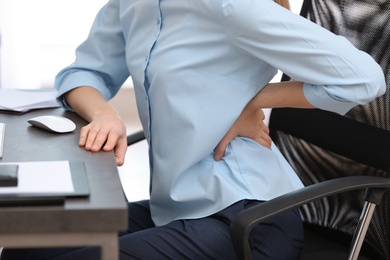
[65,86,120,122]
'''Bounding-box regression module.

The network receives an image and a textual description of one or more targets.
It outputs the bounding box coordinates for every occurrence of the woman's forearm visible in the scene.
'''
[64,86,120,122]
[249,81,315,110]
[214,80,315,160]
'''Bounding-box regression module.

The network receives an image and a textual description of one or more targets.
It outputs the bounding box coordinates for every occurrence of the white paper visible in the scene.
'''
[0,161,74,194]
[0,89,60,113]
[0,123,5,159]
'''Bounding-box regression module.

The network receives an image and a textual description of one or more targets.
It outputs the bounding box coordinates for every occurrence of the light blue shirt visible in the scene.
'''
[55,0,386,226]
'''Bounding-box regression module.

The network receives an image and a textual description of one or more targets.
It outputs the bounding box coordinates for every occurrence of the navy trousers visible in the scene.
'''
[1,200,304,259]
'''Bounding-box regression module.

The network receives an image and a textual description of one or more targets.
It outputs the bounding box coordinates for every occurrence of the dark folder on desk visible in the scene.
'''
[0,161,90,206]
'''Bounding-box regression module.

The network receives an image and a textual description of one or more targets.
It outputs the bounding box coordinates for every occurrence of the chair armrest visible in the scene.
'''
[230,176,390,260]
[127,130,145,146]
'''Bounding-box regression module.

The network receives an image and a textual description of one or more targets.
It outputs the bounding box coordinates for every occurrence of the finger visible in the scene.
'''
[82,127,99,150]
[113,138,128,166]
[214,128,237,161]
[257,138,271,149]
[262,123,270,134]
[102,130,120,152]
[255,132,272,149]
[79,125,91,147]
[263,133,272,146]
[258,138,271,149]
[90,129,110,152]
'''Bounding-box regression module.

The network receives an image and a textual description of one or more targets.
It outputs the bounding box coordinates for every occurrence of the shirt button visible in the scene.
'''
[145,55,149,62]
[156,18,161,25]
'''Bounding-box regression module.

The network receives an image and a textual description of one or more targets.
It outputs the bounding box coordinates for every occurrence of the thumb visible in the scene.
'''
[112,137,128,166]
[214,128,236,161]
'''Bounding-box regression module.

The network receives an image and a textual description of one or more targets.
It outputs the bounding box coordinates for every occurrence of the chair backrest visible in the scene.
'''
[269,0,390,259]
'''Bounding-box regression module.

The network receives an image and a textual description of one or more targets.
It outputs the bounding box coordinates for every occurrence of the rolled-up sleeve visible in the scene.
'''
[54,0,129,109]
[221,0,386,115]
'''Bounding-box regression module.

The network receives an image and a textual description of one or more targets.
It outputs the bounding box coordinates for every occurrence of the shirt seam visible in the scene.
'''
[229,143,254,196]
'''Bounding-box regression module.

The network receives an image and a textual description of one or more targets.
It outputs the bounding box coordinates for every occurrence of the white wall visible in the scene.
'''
[0,0,302,89]
[0,0,107,89]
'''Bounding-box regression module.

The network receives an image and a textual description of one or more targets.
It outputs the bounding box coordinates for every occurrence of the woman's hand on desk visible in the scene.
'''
[79,112,127,166]
[64,86,128,166]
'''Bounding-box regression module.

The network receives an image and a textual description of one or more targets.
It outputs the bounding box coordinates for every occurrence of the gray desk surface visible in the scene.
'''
[0,108,128,234]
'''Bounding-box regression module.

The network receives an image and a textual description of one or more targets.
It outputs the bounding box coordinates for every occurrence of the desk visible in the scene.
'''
[0,108,128,260]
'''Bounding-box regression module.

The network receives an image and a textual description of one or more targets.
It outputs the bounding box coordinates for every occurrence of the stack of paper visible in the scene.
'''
[0,89,60,114]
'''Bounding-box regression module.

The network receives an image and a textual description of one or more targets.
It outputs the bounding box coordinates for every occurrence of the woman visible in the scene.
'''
[2,0,385,259]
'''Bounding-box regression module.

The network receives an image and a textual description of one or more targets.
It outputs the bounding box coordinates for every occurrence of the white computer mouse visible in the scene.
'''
[28,115,76,133]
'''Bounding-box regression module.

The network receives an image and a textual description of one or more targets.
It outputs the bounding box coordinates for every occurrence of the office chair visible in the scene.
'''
[127,0,390,259]
[230,0,390,259]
